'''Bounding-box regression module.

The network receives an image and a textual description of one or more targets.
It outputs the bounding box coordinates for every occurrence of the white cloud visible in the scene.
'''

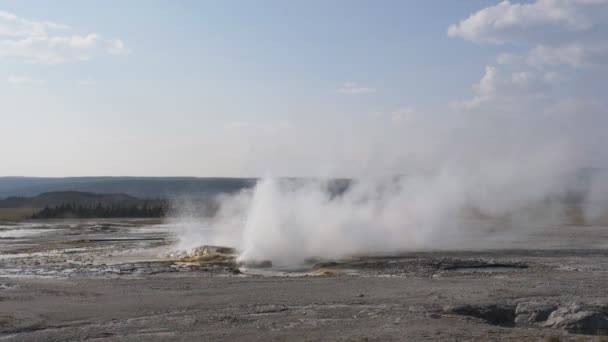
[390,107,416,122]
[369,107,417,123]
[447,0,607,44]
[106,39,129,55]
[338,82,376,94]
[543,97,604,117]
[453,65,554,111]
[0,10,67,37]
[497,52,523,65]
[0,10,129,64]
[449,0,608,163]
[449,0,608,68]
[543,71,561,83]
[526,42,608,68]
[7,75,44,85]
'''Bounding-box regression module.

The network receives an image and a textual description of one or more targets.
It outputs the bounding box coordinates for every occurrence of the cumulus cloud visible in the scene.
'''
[452,66,555,111]
[450,0,608,121]
[0,10,129,64]
[447,0,607,44]
[526,42,608,68]
[449,1,607,179]
[338,82,376,94]
[449,0,608,68]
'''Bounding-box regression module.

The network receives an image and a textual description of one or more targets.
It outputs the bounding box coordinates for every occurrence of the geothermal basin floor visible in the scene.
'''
[1,219,608,341]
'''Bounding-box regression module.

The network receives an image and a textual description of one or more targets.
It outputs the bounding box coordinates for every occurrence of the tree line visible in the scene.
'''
[31,202,167,219]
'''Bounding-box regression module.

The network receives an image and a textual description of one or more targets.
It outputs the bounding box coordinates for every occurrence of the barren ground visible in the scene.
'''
[1,219,608,341]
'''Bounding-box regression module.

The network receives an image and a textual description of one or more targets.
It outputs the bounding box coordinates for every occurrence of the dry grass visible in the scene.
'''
[0,208,39,222]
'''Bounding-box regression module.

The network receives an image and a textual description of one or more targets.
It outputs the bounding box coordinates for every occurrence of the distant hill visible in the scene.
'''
[0,191,161,209]
[0,177,256,199]
[0,191,170,219]
[0,170,601,202]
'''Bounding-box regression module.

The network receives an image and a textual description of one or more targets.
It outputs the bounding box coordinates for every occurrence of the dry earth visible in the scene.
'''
[1,219,608,341]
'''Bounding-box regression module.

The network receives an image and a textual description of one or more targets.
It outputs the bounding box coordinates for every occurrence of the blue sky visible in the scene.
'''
[1,1,606,177]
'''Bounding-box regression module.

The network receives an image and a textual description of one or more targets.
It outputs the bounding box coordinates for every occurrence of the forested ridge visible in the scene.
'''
[31,202,166,219]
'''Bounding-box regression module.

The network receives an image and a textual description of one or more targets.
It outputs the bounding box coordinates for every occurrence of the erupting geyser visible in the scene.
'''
[173,166,607,267]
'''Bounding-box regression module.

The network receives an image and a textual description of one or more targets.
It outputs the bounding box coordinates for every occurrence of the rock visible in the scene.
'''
[177,246,237,266]
[514,302,556,324]
[543,303,608,335]
[255,305,288,314]
[408,305,425,313]
[446,304,516,326]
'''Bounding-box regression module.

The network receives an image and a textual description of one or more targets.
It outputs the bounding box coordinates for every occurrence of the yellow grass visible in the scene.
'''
[0,208,39,222]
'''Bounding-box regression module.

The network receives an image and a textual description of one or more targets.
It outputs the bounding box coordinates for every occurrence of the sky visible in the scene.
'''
[1,0,606,177]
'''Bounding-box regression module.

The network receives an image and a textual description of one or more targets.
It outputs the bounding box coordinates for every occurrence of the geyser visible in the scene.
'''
[171,165,606,267]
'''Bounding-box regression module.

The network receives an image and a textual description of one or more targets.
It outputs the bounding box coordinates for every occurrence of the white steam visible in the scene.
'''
[167,103,607,267]
[165,0,608,266]
[170,155,605,267]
